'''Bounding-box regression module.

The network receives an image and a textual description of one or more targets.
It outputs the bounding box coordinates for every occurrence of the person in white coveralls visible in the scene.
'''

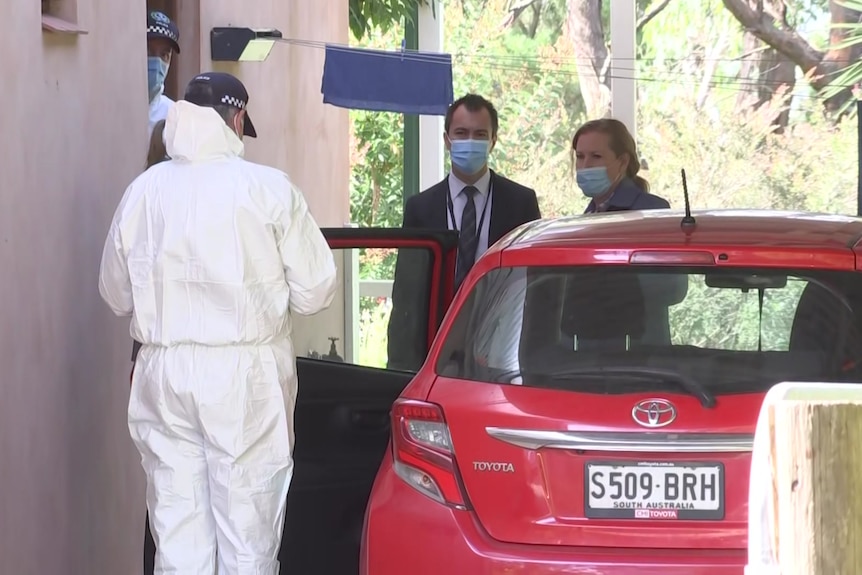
[99,71,337,575]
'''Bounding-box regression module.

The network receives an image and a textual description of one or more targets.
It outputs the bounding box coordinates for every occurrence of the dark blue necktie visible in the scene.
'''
[455,186,479,289]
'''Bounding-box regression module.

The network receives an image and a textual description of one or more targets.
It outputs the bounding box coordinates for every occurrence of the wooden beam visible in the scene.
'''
[772,399,862,573]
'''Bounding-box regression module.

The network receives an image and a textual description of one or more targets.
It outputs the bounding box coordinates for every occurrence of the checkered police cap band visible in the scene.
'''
[221,95,246,110]
[148,11,180,52]
[147,24,179,44]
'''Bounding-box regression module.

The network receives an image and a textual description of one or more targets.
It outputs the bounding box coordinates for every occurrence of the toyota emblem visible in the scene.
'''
[631,398,677,428]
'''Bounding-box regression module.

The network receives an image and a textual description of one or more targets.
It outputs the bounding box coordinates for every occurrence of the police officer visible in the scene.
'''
[147,10,180,139]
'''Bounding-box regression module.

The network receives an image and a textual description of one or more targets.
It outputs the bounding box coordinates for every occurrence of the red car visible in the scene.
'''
[142,211,862,574]
[358,210,862,574]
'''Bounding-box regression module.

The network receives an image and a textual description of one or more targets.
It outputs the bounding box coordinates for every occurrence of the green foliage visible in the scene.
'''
[670,278,806,351]
[350,110,404,228]
[357,249,396,369]
[349,0,431,40]
[357,296,392,368]
[637,94,857,214]
[638,0,745,92]
[786,0,831,30]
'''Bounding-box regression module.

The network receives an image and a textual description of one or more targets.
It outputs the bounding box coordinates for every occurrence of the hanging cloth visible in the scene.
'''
[321,44,454,115]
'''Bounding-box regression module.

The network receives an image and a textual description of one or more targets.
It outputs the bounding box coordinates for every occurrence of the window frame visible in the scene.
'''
[41,0,86,35]
[307,227,459,372]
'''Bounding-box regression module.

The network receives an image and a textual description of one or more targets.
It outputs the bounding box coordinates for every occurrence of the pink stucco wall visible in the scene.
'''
[0,1,348,573]
[0,2,150,573]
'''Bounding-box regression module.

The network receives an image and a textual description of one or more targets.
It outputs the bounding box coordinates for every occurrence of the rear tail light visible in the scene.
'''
[390,399,469,509]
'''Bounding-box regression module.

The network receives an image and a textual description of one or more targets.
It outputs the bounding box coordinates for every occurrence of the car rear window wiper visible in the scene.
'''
[549,366,717,409]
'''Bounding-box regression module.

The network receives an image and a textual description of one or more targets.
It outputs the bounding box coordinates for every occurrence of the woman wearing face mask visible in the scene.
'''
[571,119,680,350]
[572,118,669,213]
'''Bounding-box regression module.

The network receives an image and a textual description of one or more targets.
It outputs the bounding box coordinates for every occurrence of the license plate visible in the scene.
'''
[584,461,725,520]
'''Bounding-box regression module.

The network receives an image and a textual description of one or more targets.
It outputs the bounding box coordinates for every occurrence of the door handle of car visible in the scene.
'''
[349,409,390,432]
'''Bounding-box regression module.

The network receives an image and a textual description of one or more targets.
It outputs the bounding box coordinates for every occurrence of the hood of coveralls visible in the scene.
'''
[164,99,245,162]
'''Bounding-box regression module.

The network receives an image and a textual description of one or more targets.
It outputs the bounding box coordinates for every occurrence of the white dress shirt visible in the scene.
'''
[448,169,493,265]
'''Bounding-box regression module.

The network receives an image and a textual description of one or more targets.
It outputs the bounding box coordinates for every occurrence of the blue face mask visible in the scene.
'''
[450,139,490,175]
[576,166,614,198]
[147,57,169,102]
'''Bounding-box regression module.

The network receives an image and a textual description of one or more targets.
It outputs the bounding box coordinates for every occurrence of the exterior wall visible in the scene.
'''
[0,1,348,572]
[0,2,150,574]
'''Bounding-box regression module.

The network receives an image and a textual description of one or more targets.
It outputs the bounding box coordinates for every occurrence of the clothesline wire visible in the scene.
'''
[283,38,859,97]
[277,36,862,66]
[298,37,853,101]
[470,59,840,101]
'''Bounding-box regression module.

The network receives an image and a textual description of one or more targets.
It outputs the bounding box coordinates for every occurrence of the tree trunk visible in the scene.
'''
[723,0,862,115]
[737,48,796,129]
[734,0,796,129]
[566,0,611,118]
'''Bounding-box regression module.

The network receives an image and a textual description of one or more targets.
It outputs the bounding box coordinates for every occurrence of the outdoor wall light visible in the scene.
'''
[210,27,283,62]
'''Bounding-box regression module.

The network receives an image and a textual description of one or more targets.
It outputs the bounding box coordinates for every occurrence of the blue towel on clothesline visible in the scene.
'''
[321,44,454,116]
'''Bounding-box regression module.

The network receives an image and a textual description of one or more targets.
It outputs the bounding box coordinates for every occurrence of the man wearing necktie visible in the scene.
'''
[387,94,542,371]
[453,184,481,289]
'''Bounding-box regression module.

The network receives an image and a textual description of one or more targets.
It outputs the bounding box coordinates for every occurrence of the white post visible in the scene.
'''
[610,0,637,141]
[341,249,360,364]
[418,1,445,191]
[342,224,360,364]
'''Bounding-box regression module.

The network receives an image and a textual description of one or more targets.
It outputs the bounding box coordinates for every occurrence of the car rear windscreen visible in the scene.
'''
[436,265,862,395]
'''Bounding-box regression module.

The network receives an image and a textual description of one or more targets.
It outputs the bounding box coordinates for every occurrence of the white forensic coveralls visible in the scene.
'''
[99,100,337,575]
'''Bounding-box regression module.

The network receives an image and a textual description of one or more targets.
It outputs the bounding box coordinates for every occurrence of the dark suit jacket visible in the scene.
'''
[585,178,670,213]
[402,171,541,242]
[387,170,541,371]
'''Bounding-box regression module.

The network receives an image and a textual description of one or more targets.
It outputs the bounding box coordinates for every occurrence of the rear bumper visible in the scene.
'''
[361,455,746,575]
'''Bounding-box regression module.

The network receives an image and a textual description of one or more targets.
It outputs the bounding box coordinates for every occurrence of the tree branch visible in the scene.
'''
[500,0,542,29]
[636,0,674,33]
[567,0,611,117]
[721,0,824,75]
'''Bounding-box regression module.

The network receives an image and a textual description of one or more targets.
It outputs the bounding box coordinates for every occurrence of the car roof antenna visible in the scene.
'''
[680,168,696,231]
